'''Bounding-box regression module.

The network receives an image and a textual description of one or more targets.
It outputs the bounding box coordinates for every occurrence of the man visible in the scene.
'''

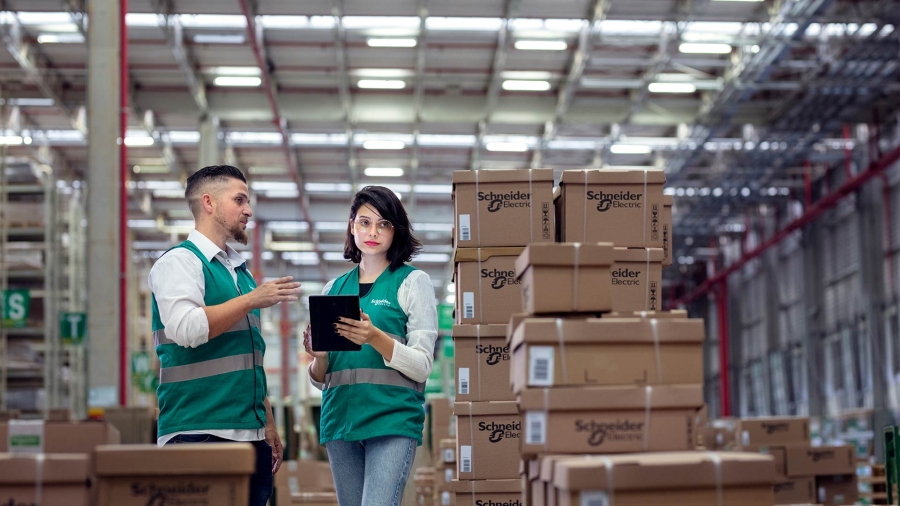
[148,165,301,506]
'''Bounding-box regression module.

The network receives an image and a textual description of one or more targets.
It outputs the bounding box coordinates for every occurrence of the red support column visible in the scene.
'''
[119,0,129,407]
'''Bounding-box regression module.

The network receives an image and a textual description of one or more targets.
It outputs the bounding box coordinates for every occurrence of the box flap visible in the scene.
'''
[452,168,554,185]
[94,443,255,476]
[453,247,526,263]
[449,478,521,494]
[0,453,90,484]
[452,324,509,339]
[454,401,520,417]
[613,247,665,263]
[515,243,614,274]
[510,317,705,349]
[664,195,674,206]
[603,310,687,319]
[559,168,667,185]
[552,452,777,491]
[519,384,703,411]
[439,439,456,451]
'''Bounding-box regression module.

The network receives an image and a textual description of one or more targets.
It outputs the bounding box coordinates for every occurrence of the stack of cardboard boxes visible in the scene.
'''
[450,169,557,506]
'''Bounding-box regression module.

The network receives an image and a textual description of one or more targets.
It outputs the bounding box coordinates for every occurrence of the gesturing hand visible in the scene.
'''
[335,310,382,346]
[246,276,301,309]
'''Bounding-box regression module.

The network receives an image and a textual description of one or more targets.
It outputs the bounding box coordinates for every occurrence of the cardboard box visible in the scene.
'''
[774,477,816,505]
[103,406,156,444]
[785,445,855,477]
[519,385,703,456]
[435,489,456,506]
[733,417,810,447]
[509,317,704,392]
[439,439,457,464]
[455,401,521,480]
[93,443,255,506]
[558,169,666,247]
[742,445,788,477]
[611,247,664,312]
[275,459,336,506]
[453,324,514,402]
[291,492,339,505]
[516,243,614,315]
[438,462,456,489]
[453,169,555,248]
[550,452,777,506]
[662,195,673,267]
[454,248,525,324]
[533,455,589,506]
[815,474,858,505]
[430,397,456,461]
[0,420,121,453]
[451,479,522,506]
[603,309,687,319]
[0,453,91,505]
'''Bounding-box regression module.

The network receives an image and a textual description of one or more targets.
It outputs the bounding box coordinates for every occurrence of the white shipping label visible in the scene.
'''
[460,445,472,474]
[8,420,44,454]
[442,491,451,506]
[528,346,555,386]
[458,368,470,395]
[581,492,610,506]
[445,468,453,483]
[443,448,455,463]
[289,477,300,495]
[449,417,457,437]
[818,487,826,503]
[463,292,475,320]
[525,411,547,446]
[742,430,750,447]
[459,214,471,242]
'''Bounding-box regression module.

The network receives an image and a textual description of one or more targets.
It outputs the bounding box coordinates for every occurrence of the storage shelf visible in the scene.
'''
[1,327,45,336]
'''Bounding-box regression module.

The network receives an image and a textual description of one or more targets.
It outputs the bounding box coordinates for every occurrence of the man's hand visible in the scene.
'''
[245,277,301,310]
[266,423,283,474]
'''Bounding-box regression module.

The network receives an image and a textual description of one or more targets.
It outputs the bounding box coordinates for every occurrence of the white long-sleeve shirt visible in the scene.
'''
[309,268,439,390]
[148,229,264,446]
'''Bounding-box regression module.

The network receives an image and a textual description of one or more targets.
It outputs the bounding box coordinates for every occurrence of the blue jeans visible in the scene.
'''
[326,436,417,506]
[166,434,273,506]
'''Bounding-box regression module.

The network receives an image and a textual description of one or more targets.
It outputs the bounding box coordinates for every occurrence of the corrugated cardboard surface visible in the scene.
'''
[663,195,673,266]
[519,384,703,411]
[785,445,855,477]
[815,474,858,505]
[774,477,816,505]
[455,253,524,324]
[603,309,687,319]
[559,169,666,247]
[510,318,704,392]
[454,325,514,401]
[453,169,555,248]
[0,453,91,506]
[741,445,788,477]
[0,420,121,453]
[516,243,614,314]
[291,492,339,505]
[439,439,458,464]
[103,406,156,444]
[430,397,456,462]
[455,402,521,480]
[275,459,336,506]
[556,486,774,506]
[734,417,810,447]
[611,247,664,312]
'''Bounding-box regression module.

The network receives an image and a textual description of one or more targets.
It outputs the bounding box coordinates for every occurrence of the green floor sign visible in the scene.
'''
[60,312,87,344]
[1,289,30,328]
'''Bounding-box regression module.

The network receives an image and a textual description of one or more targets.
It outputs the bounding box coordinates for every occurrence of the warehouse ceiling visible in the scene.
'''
[0,0,898,301]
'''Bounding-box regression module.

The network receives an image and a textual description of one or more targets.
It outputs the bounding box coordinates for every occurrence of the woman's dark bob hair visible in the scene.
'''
[343,186,423,271]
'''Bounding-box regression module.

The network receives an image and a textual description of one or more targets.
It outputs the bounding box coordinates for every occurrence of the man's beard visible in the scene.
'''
[215,210,249,245]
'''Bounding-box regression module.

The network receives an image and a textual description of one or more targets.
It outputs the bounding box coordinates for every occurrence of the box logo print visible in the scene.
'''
[810,449,836,462]
[476,344,510,365]
[612,268,641,286]
[475,501,523,506]
[762,422,791,435]
[129,481,212,505]
[575,419,644,446]
[478,191,531,213]
[482,268,518,289]
[586,190,642,212]
[479,421,521,443]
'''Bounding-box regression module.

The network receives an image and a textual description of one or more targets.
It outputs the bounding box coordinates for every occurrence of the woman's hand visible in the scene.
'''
[302,324,329,360]
[335,310,384,346]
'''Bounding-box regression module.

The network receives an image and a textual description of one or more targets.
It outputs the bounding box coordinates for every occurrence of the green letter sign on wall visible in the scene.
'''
[1,290,30,328]
[60,312,87,345]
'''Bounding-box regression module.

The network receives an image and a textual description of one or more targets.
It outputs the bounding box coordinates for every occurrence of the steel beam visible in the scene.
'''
[407,0,429,213]
[331,0,357,186]
[150,0,209,116]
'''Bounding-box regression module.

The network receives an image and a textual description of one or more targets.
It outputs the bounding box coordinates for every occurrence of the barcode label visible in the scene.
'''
[445,468,453,483]
[449,417,457,437]
[818,487,826,503]
[289,477,300,495]
[528,346,555,386]
[458,368,470,395]
[460,445,472,473]
[525,412,547,445]
[443,448,455,463]
[581,491,609,506]
[442,491,451,506]
[459,214,471,241]
[742,430,750,446]
[463,292,475,320]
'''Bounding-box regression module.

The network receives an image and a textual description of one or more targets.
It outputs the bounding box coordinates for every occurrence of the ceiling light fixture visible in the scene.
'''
[610,144,652,154]
[37,33,84,44]
[678,43,733,54]
[193,34,245,44]
[501,80,551,91]
[648,82,697,93]
[514,40,568,51]
[124,137,154,147]
[357,79,407,89]
[363,140,405,150]
[0,136,23,146]
[213,76,262,87]
[366,38,417,47]
[206,66,261,76]
[485,142,529,152]
[364,167,405,177]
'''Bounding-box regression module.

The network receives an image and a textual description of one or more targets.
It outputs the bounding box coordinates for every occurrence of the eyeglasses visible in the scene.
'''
[353,217,394,234]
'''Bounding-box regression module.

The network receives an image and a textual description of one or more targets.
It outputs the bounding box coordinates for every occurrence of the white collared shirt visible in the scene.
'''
[148,229,264,446]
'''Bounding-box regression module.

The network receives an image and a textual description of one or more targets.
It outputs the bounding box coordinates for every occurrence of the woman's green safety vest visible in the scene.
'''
[151,241,268,437]
[319,264,426,445]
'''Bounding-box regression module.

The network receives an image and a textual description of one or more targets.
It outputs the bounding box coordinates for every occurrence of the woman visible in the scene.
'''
[303,186,438,506]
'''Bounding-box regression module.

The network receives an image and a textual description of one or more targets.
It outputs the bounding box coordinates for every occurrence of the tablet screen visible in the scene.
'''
[308,295,363,352]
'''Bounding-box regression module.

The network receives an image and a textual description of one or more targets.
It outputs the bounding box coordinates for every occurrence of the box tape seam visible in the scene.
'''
[645,247,651,310]
[468,401,475,479]
[35,453,45,506]
[642,169,648,247]
[573,243,581,312]
[556,318,569,385]
[476,326,482,400]
[643,386,652,452]
[475,170,481,247]
[543,387,550,451]
[529,168,534,244]
[477,256,484,325]
[604,457,615,506]
[706,451,724,506]
[582,170,588,243]
[651,318,663,382]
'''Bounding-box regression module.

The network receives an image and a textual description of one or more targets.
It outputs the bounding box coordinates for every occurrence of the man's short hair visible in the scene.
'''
[185,165,247,217]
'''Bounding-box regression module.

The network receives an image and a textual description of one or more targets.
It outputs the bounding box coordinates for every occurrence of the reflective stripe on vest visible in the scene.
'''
[323,368,425,394]
[154,313,261,347]
[160,350,263,384]
[385,332,407,344]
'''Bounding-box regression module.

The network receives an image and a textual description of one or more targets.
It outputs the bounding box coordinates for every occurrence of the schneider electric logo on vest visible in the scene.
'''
[480,420,521,443]
[612,268,642,286]
[481,268,519,289]
[587,190,643,212]
[478,191,531,213]
[575,419,644,446]
[476,344,510,365]
[370,299,392,307]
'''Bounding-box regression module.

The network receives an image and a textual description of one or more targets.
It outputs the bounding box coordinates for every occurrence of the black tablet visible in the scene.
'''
[308,295,363,352]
